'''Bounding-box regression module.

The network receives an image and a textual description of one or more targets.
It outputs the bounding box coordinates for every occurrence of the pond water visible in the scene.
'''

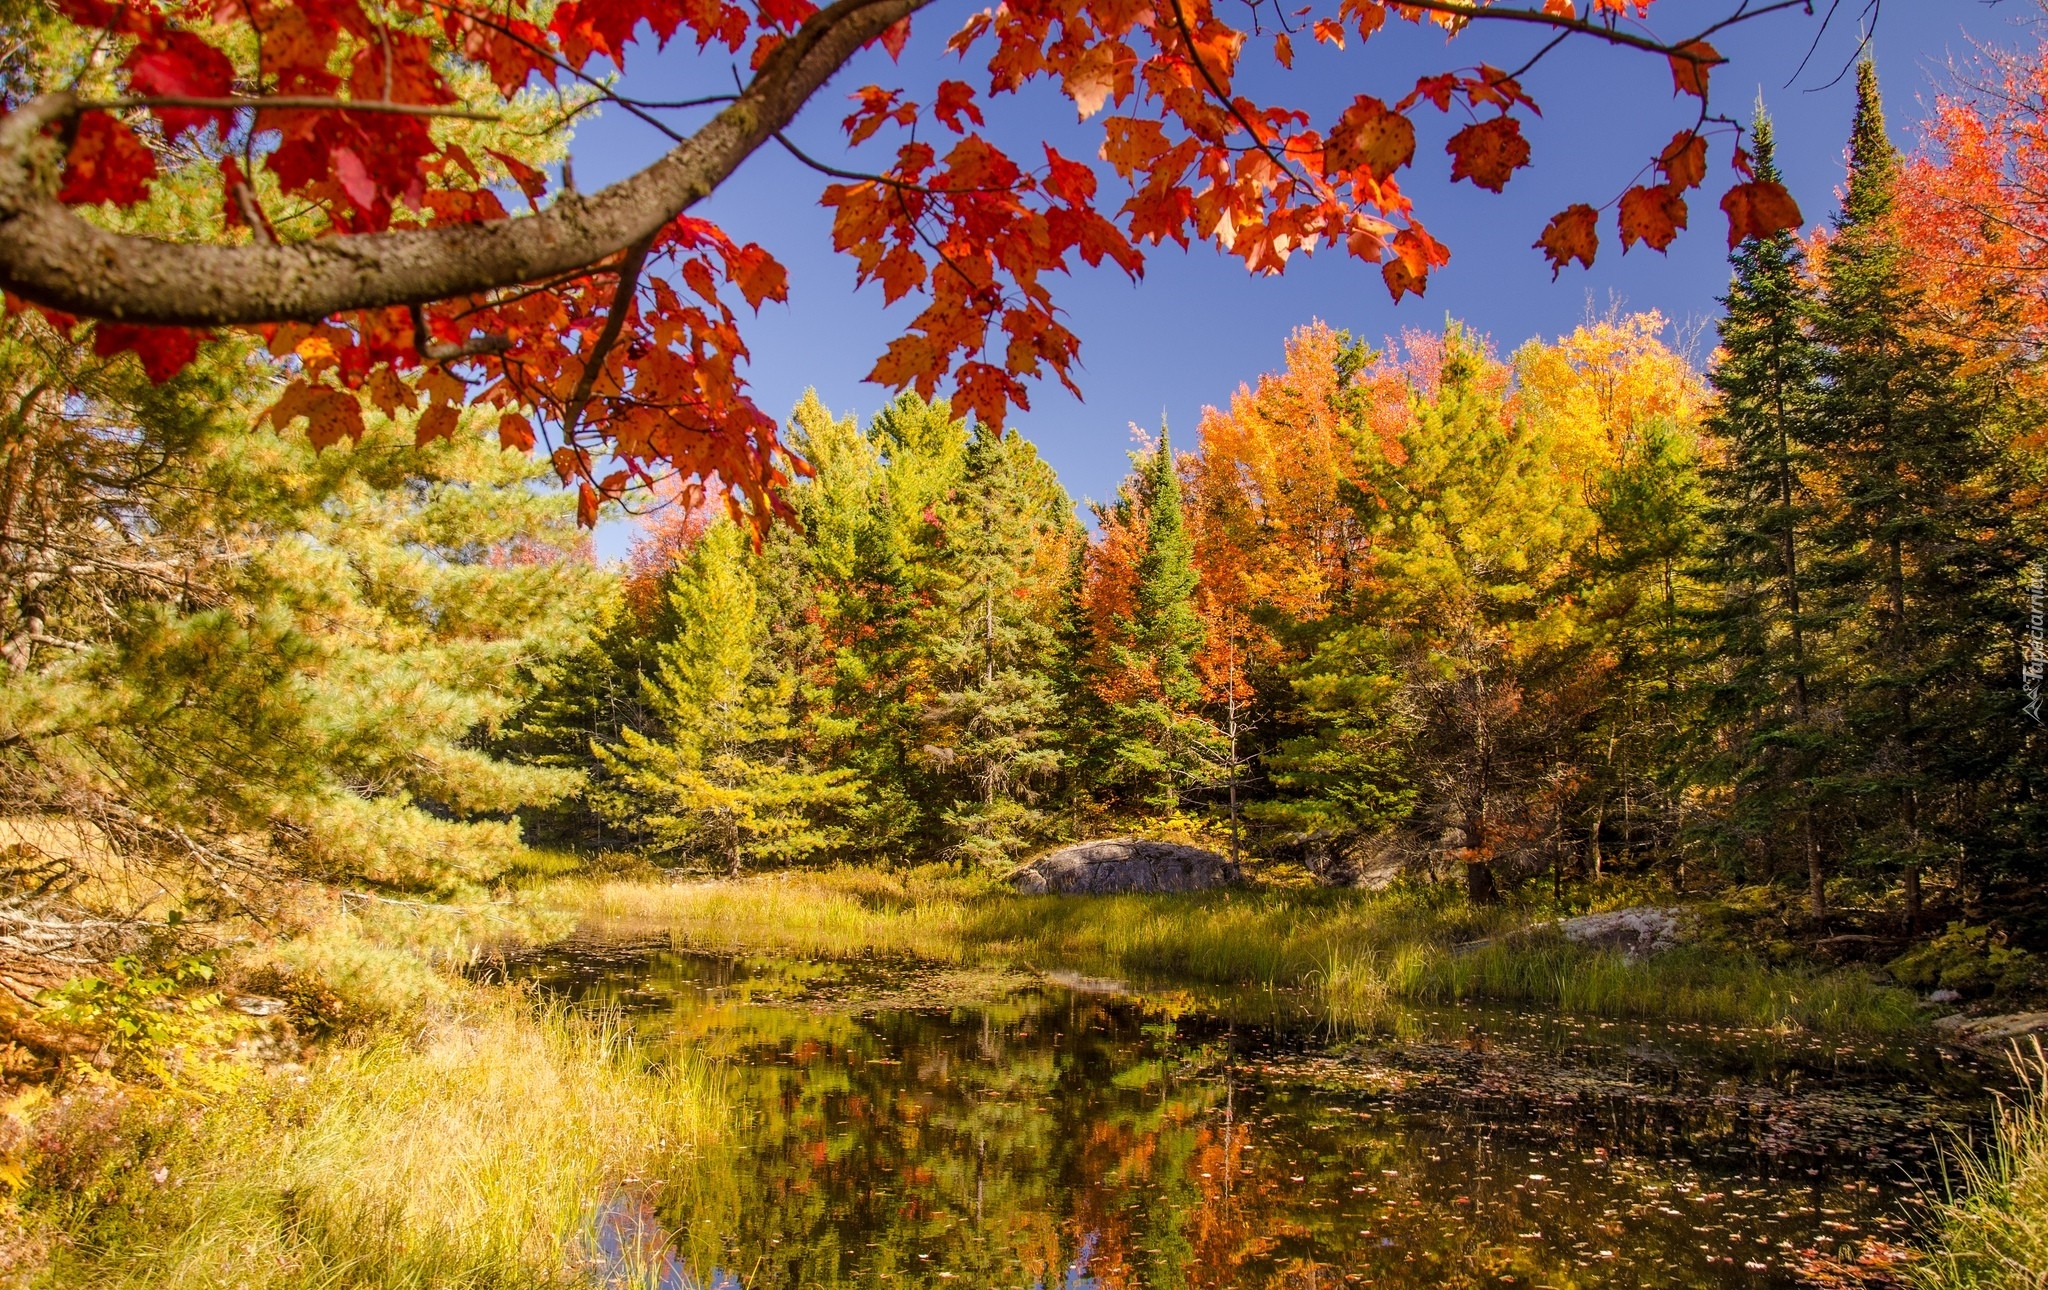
[494,942,2000,1290]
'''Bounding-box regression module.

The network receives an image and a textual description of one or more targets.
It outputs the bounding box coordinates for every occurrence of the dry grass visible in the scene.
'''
[546,867,1922,1036]
[1916,1039,2048,1290]
[17,903,723,1290]
[28,993,723,1290]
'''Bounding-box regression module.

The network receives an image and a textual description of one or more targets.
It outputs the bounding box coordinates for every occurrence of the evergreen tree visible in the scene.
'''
[596,521,858,873]
[1689,103,1831,908]
[1809,61,2022,923]
[1352,331,1592,901]
[918,425,1078,866]
[1,315,604,943]
[1101,429,1223,814]
[1251,624,1417,837]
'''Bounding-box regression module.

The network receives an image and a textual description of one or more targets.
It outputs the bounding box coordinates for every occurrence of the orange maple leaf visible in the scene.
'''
[1656,130,1707,190]
[1719,180,1802,247]
[1325,96,1415,182]
[1619,183,1687,252]
[1446,116,1530,193]
[1668,40,1723,99]
[1534,203,1598,277]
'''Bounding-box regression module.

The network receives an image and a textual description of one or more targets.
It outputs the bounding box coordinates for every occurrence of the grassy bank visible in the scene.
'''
[551,867,1922,1036]
[1916,1040,2048,1290]
[8,909,725,1290]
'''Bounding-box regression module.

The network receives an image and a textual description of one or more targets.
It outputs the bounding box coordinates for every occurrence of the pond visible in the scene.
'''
[493,942,2000,1290]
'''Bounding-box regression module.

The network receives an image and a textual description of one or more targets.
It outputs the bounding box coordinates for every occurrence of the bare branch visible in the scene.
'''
[410,303,512,360]
[559,233,655,441]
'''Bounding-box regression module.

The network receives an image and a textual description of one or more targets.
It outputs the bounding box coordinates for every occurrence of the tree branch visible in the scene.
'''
[83,94,503,121]
[0,0,932,327]
[558,233,655,441]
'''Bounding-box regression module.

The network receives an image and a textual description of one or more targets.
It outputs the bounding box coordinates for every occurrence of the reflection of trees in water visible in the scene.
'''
[538,951,1947,1290]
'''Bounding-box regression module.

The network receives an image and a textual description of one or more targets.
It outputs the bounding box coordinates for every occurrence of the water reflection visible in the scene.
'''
[498,946,1993,1290]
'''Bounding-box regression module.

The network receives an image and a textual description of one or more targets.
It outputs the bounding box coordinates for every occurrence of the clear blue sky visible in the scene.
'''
[575,0,2025,554]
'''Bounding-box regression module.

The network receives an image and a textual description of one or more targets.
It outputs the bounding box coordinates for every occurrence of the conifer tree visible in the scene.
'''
[1809,61,2021,923]
[1100,429,1224,814]
[1690,104,1830,906]
[917,425,1078,865]
[1352,332,1591,901]
[596,521,858,873]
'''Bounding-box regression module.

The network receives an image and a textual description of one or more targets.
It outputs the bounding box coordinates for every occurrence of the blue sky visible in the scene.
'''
[573,0,2026,554]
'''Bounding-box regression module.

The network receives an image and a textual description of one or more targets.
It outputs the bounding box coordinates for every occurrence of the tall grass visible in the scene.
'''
[1916,1039,2048,1290]
[29,994,723,1289]
[548,868,1922,1036]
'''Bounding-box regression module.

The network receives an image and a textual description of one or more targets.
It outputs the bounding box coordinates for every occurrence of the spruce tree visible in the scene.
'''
[918,424,1077,866]
[1690,104,1830,909]
[1104,428,1222,814]
[1810,61,2020,924]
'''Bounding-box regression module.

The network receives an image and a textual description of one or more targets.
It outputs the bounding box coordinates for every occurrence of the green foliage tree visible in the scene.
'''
[596,521,858,874]
[1807,62,2026,922]
[1,316,604,976]
[1101,430,1225,815]
[917,426,1078,866]
[1688,105,1832,906]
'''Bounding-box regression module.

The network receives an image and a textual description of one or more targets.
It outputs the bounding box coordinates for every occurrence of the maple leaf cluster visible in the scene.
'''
[13,0,1807,523]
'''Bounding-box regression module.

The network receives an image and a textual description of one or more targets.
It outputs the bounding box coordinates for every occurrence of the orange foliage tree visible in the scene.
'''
[1901,33,2048,398]
[2,0,1805,524]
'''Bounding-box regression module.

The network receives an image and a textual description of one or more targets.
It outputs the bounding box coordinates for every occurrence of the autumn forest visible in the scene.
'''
[5,0,2048,1284]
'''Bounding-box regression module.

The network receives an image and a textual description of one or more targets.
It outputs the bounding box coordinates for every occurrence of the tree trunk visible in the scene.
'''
[1465,858,1497,905]
[1805,809,1825,922]
[1904,862,1922,934]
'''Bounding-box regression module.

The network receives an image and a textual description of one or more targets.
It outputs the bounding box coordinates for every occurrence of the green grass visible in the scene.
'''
[1916,1040,2048,1290]
[547,866,1924,1036]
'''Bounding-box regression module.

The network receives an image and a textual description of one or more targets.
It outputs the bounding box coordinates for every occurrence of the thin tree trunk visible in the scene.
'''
[1226,626,1241,870]
[1805,808,1824,921]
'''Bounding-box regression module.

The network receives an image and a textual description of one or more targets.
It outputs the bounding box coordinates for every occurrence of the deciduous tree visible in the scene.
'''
[0,0,1805,523]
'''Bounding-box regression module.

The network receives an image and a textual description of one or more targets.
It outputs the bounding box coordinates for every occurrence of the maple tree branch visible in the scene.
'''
[409,303,512,360]
[1392,0,1811,61]
[80,95,503,121]
[772,130,1009,196]
[1162,0,1321,207]
[0,0,933,327]
[559,234,655,440]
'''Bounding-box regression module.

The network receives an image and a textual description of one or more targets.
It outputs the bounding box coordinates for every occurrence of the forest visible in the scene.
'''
[508,79,2044,943]
[3,0,2048,1283]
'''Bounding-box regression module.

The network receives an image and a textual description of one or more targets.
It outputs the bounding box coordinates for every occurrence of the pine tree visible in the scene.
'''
[1689,103,1831,908]
[1809,61,2021,924]
[1100,428,1224,814]
[595,521,859,873]
[1353,330,1591,902]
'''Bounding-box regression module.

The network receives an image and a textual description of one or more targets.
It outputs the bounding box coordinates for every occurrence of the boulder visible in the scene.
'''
[1931,1011,2048,1054]
[1556,907,1688,960]
[1010,838,1241,895]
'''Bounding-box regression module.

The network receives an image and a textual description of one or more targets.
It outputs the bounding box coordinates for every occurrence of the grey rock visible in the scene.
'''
[1556,907,1688,960]
[1932,1011,2048,1053]
[1010,838,1242,895]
